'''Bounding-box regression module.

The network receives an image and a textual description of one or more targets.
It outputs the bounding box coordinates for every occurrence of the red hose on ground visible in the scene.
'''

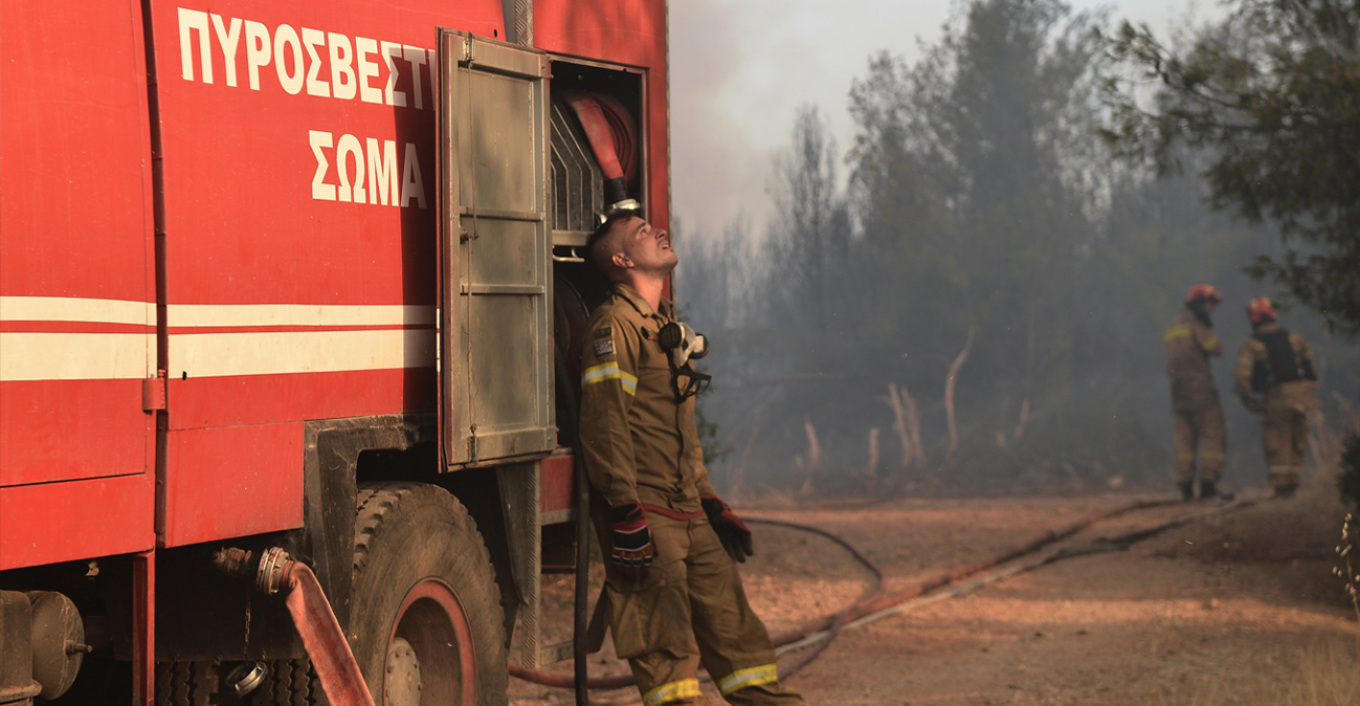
[767,497,1173,646]
[509,663,633,690]
[742,516,885,677]
[509,496,1174,691]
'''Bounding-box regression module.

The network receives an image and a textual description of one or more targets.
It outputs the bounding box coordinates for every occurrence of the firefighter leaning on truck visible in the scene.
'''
[576,214,806,706]
[1232,297,1319,498]
[1164,284,1229,501]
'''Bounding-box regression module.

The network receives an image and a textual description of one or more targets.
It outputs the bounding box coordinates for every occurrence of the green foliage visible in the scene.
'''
[1100,0,1360,333]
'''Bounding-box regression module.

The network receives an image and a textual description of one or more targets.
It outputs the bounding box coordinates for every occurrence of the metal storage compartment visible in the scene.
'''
[439,30,555,467]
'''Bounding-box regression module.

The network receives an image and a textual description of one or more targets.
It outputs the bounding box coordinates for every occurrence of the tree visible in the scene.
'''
[1101,0,1360,333]
[674,215,763,332]
[680,0,1360,495]
[847,0,1109,437]
[765,104,855,365]
[848,50,968,379]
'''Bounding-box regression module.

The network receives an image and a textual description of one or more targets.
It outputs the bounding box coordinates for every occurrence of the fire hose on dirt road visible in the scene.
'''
[768,495,1258,658]
[510,493,1261,701]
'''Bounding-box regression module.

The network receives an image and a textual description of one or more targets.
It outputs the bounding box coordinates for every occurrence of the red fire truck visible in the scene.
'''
[0,1,668,703]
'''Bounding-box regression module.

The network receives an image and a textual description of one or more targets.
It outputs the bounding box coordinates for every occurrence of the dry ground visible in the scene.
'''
[509,479,1360,706]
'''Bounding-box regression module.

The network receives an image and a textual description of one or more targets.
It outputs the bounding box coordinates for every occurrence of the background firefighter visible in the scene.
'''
[576,215,806,706]
[1232,297,1320,497]
[1164,284,1228,500]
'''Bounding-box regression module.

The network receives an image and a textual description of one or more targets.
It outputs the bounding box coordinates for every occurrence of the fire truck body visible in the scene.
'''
[0,0,668,702]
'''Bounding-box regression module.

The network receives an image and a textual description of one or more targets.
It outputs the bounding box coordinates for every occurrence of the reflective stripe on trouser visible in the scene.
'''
[643,679,702,706]
[604,514,805,706]
[1263,399,1309,488]
[717,664,779,695]
[1172,401,1227,485]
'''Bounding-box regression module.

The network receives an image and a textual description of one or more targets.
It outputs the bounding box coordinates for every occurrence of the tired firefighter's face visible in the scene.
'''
[606,216,675,276]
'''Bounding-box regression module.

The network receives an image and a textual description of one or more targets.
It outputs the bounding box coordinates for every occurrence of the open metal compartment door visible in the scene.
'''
[438,29,555,468]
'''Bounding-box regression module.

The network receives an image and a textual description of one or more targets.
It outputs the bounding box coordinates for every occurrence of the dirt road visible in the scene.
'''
[509,483,1360,705]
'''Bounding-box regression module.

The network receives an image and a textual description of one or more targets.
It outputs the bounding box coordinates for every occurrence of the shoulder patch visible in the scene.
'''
[594,327,612,339]
[593,338,615,357]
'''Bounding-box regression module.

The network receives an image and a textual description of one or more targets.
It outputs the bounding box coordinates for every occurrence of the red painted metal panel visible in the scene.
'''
[0,0,156,299]
[168,369,435,430]
[0,380,151,485]
[0,473,156,570]
[0,0,156,543]
[161,424,304,548]
[534,1,668,68]
[145,0,500,547]
[539,452,576,516]
[149,0,502,309]
[534,0,671,235]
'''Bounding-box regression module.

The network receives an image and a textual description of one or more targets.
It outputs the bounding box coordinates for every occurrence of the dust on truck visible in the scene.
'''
[0,0,667,703]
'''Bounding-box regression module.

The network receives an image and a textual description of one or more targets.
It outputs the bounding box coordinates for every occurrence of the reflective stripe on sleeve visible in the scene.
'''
[1202,334,1219,351]
[642,678,702,706]
[717,663,779,696]
[581,362,637,395]
[1163,325,1191,342]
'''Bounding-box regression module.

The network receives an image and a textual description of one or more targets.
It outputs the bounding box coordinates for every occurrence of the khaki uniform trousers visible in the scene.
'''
[602,513,804,706]
[1172,396,1226,486]
[1261,382,1316,489]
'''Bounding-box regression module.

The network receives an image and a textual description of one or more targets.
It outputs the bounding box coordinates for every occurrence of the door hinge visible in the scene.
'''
[142,370,167,412]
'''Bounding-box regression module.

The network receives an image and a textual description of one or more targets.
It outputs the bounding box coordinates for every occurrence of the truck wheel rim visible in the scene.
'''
[386,578,477,705]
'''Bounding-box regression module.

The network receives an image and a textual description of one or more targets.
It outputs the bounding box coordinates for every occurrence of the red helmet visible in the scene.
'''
[1247,297,1277,325]
[1185,284,1222,305]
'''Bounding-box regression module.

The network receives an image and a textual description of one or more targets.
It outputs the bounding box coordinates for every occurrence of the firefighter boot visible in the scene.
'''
[1199,481,1217,501]
[1179,482,1194,502]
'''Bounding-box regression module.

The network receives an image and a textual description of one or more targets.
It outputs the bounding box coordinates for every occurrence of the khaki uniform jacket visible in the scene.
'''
[1164,308,1222,409]
[578,283,716,515]
[1232,322,1319,413]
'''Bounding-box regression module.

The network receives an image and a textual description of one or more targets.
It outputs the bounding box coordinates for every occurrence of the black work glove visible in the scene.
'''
[608,503,654,581]
[701,496,754,563]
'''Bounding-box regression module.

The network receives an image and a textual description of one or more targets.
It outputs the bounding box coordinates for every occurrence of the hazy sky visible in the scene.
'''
[668,0,1221,238]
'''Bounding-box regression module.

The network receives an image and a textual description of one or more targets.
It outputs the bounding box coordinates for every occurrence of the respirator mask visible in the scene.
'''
[656,321,711,401]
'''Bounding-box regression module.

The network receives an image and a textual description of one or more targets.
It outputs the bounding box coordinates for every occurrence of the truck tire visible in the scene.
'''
[249,659,327,706]
[154,660,220,706]
[350,482,508,706]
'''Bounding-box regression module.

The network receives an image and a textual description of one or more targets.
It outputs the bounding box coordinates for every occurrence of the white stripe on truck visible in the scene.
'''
[1,297,438,381]
[0,333,153,381]
[0,296,153,325]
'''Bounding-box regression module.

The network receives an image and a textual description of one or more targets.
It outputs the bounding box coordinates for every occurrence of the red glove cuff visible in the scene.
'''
[610,502,648,534]
[608,503,654,580]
